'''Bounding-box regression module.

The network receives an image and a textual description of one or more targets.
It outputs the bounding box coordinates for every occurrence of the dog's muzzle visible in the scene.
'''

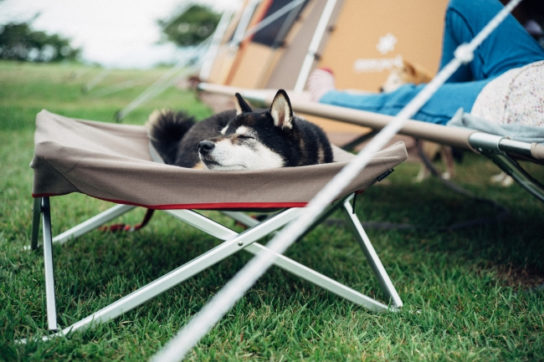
[198,140,215,155]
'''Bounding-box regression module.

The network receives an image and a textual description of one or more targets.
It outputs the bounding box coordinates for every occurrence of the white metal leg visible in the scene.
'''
[53,204,135,245]
[221,211,261,227]
[343,195,403,309]
[244,243,389,312]
[29,201,136,334]
[168,206,392,312]
[164,209,239,240]
[35,208,301,341]
[31,197,42,250]
[41,197,58,330]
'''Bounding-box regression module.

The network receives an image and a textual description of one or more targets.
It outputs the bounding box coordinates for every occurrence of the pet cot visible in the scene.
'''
[29,109,408,338]
[198,83,544,203]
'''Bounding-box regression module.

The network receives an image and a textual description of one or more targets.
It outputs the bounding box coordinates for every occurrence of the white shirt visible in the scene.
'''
[471,60,544,128]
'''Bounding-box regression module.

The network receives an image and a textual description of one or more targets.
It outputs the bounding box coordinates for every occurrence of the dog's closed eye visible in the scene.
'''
[237,134,254,140]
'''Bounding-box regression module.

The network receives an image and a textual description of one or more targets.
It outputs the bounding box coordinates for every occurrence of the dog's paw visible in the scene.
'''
[490,171,514,187]
[441,171,451,180]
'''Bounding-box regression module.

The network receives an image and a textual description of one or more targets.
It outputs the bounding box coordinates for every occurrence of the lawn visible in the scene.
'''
[1,61,543,360]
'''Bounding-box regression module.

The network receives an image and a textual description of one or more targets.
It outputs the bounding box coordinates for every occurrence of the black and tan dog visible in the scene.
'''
[147,89,333,170]
[381,60,457,181]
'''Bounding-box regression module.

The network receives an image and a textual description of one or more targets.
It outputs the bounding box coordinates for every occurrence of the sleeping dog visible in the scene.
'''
[147,89,333,170]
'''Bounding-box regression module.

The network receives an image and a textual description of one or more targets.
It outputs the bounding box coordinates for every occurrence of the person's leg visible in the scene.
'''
[309,0,544,124]
[440,0,544,81]
[319,79,490,125]
[307,68,336,101]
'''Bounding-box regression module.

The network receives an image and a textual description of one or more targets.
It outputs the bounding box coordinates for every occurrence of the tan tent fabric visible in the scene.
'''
[205,0,448,91]
[316,0,448,92]
[31,110,407,209]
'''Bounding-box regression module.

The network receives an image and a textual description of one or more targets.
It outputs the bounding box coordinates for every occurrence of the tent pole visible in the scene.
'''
[294,0,338,91]
[199,10,235,80]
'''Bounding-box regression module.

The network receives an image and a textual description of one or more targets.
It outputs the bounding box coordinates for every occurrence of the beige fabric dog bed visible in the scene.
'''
[31,110,408,209]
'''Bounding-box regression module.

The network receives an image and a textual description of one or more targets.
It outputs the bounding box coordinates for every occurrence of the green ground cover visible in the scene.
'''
[0,61,543,360]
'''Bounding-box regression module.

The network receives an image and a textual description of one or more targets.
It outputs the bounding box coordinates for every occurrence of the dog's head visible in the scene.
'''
[380,60,432,93]
[198,89,296,170]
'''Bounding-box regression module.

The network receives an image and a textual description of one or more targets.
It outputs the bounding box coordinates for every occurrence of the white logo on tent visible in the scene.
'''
[353,55,403,73]
[377,32,398,54]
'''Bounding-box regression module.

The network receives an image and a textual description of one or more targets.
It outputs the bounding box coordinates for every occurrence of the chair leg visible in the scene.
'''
[244,243,390,312]
[41,197,59,331]
[165,209,239,240]
[170,206,395,312]
[490,153,544,203]
[468,131,544,203]
[343,195,403,309]
[31,197,42,250]
[36,208,302,341]
[221,211,260,227]
[34,200,135,334]
[53,204,135,245]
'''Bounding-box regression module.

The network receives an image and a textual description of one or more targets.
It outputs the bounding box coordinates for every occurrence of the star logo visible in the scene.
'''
[376,33,397,55]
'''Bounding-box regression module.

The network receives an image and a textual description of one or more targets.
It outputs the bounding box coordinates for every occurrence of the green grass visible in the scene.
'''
[1,61,543,361]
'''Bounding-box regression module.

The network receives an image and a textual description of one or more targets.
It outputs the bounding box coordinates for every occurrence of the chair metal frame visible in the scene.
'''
[29,192,402,341]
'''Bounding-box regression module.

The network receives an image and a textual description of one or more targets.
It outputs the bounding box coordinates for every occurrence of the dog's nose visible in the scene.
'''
[198,140,215,155]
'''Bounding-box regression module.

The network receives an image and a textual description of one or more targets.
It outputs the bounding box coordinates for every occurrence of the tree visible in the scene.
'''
[0,21,80,62]
[158,4,220,47]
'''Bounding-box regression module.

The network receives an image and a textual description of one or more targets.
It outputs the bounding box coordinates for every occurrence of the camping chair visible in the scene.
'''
[29,109,407,338]
[198,83,544,203]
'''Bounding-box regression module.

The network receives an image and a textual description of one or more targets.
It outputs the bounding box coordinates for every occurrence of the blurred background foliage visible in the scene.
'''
[0,19,81,62]
[157,4,220,47]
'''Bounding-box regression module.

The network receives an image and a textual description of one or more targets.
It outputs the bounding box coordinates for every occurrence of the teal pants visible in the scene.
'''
[319,0,544,124]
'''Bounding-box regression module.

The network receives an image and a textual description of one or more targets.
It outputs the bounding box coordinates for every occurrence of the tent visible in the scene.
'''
[202,0,449,92]
[199,0,449,142]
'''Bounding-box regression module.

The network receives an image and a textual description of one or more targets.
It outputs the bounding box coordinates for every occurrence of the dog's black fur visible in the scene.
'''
[148,89,333,169]
[148,109,233,167]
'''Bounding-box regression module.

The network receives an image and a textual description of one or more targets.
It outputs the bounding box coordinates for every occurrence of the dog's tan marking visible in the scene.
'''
[192,161,205,170]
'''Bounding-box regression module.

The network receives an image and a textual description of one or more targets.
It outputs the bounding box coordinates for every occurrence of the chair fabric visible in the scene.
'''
[31,110,408,209]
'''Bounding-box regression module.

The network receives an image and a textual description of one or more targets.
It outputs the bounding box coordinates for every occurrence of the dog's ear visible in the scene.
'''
[234,93,253,115]
[270,89,293,130]
[403,62,416,76]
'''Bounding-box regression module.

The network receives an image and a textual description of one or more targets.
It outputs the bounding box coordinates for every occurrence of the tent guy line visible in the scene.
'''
[150,0,524,361]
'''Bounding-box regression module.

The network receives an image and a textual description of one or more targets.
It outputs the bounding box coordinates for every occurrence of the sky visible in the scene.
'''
[0,0,239,69]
